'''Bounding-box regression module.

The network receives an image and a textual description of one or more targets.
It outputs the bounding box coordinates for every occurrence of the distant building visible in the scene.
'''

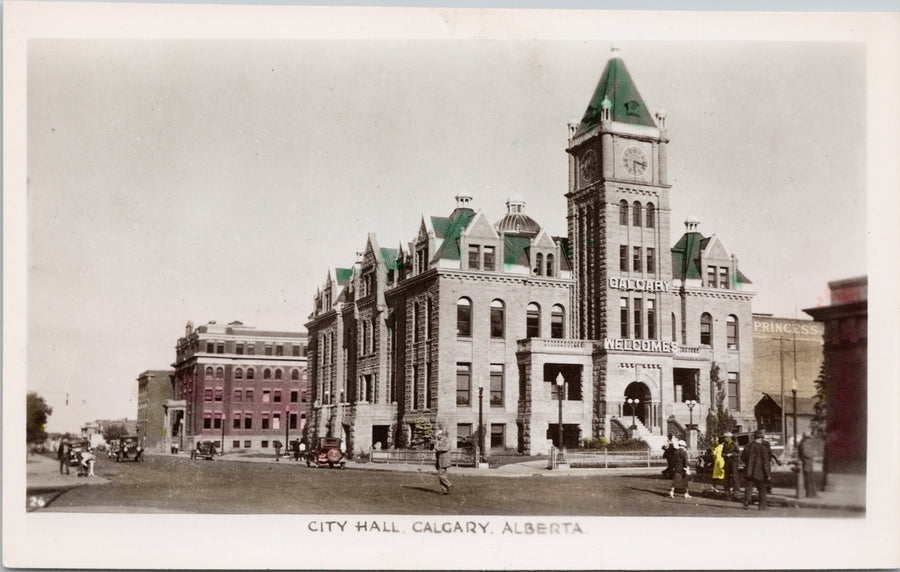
[750,315,824,447]
[804,276,867,475]
[136,370,175,452]
[170,321,309,452]
[306,52,758,456]
[82,418,138,449]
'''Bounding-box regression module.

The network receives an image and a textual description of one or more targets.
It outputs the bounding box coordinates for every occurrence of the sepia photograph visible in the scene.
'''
[4,3,899,570]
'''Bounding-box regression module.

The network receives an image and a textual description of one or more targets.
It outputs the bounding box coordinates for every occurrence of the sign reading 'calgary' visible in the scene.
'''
[608,278,672,292]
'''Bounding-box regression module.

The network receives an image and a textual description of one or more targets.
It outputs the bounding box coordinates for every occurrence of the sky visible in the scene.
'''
[21,24,870,435]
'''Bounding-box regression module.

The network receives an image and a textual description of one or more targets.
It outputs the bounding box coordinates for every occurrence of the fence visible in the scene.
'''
[555,448,665,469]
[368,448,477,467]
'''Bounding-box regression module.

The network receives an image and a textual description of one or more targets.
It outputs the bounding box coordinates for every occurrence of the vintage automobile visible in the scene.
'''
[191,440,217,460]
[115,436,144,462]
[305,437,346,469]
[107,438,120,459]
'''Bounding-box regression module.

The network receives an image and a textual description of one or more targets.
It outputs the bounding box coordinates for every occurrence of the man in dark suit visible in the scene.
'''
[741,429,772,510]
[434,429,453,495]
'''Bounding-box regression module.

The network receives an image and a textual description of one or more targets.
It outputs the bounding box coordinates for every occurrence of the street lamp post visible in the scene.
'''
[285,405,291,460]
[555,373,565,449]
[478,386,485,463]
[685,400,697,429]
[685,399,698,451]
[791,377,798,450]
[626,398,640,430]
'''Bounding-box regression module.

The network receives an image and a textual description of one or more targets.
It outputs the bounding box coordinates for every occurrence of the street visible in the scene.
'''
[35,453,858,517]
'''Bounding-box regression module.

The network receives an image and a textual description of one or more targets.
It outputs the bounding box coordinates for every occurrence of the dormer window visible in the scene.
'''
[535,253,543,276]
[483,246,496,271]
[468,245,480,270]
[546,253,554,277]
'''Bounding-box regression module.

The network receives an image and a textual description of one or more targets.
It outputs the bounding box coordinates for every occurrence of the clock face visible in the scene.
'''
[622,146,649,177]
[579,149,599,184]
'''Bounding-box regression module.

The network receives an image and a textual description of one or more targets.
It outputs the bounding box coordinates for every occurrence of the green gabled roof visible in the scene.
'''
[431,208,475,261]
[671,232,704,281]
[578,55,657,134]
[380,247,401,271]
[335,267,354,285]
[502,234,532,268]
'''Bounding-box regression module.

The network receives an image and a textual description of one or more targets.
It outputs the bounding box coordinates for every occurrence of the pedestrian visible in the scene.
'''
[741,429,772,511]
[668,440,692,499]
[710,438,725,492]
[274,440,283,461]
[797,431,819,498]
[80,450,96,477]
[433,429,452,495]
[762,436,782,493]
[57,440,70,475]
[721,431,741,497]
[291,439,300,461]
[661,434,675,479]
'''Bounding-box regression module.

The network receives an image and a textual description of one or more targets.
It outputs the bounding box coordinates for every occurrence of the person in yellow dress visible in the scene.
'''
[710,438,726,491]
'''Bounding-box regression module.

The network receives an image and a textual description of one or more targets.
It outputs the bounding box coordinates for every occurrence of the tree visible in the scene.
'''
[701,362,738,449]
[26,392,53,445]
[411,415,434,449]
[809,360,830,438]
[103,423,129,442]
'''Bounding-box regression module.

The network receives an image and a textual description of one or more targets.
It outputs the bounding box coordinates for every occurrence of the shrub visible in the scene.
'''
[582,436,610,450]
[604,437,650,451]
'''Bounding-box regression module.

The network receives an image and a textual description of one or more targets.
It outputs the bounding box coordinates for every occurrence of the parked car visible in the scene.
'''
[67,439,92,466]
[305,437,346,469]
[107,438,120,459]
[191,440,217,460]
[115,436,144,462]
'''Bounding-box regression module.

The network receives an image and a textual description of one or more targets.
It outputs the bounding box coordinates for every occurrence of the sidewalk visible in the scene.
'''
[25,454,110,509]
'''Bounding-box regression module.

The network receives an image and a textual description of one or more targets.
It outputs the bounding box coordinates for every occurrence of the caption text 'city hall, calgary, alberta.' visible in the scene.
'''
[306,51,756,456]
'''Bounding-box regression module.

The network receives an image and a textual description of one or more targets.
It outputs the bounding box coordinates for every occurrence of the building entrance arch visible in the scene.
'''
[624,382,652,427]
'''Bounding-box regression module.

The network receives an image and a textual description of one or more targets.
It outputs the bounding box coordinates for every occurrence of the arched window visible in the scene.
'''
[490,299,505,338]
[205,366,214,378]
[215,367,224,379]
[700,313,713,346]
[457,297,472,337]
[535,253,544,276]
[633,201,642,226]
[275,368,283,380]
[727,315,739,349]
[234,368,243,380]
[526,303,541,338]
[263,368,272,380]
[619,200,629,225]
[646,203,655,228]
[291,369,300,381]
[546,253,554,277]
[246,368,255,380]
[551,305,565,338]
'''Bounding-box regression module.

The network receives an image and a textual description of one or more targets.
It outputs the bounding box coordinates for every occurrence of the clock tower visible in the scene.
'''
[565,49,673,343]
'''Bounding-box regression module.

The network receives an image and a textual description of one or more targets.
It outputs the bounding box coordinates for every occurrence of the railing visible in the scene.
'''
[560,449,665,469]
[368,448,477,467]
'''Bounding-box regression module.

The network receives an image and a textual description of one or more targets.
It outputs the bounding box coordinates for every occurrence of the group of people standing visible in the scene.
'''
[56,440,95,477]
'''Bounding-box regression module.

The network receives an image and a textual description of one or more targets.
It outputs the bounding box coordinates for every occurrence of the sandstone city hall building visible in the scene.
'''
[306,51,756,456]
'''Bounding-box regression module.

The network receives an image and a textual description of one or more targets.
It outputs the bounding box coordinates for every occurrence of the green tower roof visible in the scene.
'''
[578,54,657,134]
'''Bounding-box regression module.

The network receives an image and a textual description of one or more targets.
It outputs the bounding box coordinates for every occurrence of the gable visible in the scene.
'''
[702,234,731,262]
[462,211,500,240]
[533,229,556,249]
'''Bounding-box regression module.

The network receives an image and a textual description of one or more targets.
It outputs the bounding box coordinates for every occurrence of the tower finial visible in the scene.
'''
[611,46,621,58]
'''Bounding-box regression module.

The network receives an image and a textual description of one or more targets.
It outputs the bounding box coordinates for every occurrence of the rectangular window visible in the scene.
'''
[483,246,496,271]
[727,372,740,410]
[233,389,242,402]
[261,440,269,448]
[273,414,281,430]
[719,267,729,289]
[261,414,270,430]
[203,414,212,429]
[274,390,282,403]
[633,247,641,272]
[289,413,297,430]
[232,440,240,448]
[634,298,643,339]
[457,423,472,448]
[244,414,252,429]
[214,388,223,402]
[276,344,284,356]
[468,245,480,270]
[236,343,244,355]
[412,366,419,409]
[620,298,629,338]
[301,391,308,403]
[233,414,241,429]
[707,266,717,288]
[216,343,224,354]
[265,345,273,356]
[490,424,505,449]
[646,247,655,273]
[292,345,301,357]
[262,390,271,403]
[456,363,471,406]
[244,440,251,448]
[490,364,504,407]
[647,300,656,340]
[619,245,628,271]
[206,342,214,353]
[290,390,298,403]
[245,389,254,402]
[204,388,213,402]
[213,414,222,430]
[247,344,255,355]
[412,304,418,344]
